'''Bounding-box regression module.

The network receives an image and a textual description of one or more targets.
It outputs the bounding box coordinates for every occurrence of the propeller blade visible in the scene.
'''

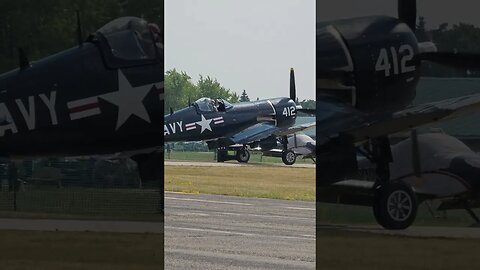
[398,0,416,31]
[290,68,296,102]
[418,52,480,69]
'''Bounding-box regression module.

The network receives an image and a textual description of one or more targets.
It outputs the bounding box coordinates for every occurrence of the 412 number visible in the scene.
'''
[283,106,296,117]
[375,44,416,77]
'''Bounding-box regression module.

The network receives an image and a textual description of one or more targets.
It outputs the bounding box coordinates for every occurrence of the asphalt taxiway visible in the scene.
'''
[2,189,480,269]
[164,192,316,270]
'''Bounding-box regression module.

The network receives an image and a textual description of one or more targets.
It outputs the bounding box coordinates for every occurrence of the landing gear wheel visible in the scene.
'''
[373,181,417,230]
[236,148,250,163]
[282,150,296,165]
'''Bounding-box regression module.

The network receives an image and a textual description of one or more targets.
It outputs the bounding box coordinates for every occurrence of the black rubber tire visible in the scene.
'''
[236,149,250,163]
[282,150,296,165]
[373,181,418,230]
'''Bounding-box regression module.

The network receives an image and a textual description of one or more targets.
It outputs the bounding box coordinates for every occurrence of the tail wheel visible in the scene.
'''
[236,148,250,163]
[373,181,418,230]
[282,150,296,165]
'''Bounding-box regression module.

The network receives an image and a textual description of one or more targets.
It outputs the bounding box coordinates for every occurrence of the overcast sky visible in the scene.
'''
[165,0,315,101]
[165,1,480,101]
[317,0,480,29]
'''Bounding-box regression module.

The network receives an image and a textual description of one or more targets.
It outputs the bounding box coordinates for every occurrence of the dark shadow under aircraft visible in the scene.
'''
[164,69,315,165]
[316,0,480,229]
[0,16,163,182]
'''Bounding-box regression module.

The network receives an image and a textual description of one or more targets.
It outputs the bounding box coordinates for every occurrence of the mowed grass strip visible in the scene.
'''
[0,230,163,270]
[167,150,315,164]
[0,189,163,220]
[317,229,480,270]
[165,165,315,201]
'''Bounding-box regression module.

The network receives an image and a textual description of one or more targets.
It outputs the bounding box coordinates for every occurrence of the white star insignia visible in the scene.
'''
[100,70,153,130]
[196,115,212,133]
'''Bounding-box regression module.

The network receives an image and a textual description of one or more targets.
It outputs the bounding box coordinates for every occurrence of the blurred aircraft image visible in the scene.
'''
[316,0,480,229]
[0,16,164,182]
[256,133,316,165]
[322,131,480,226]
[164,69,315,165]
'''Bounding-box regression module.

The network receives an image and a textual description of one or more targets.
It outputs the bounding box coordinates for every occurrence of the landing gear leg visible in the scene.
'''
[280,136,296,165]
[371,137,418,230]
[464,200,480,225]
[131,151,163,214]
[217,148,228,162]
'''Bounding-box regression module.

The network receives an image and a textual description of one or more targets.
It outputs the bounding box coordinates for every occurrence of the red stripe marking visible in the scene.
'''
[69,102,99,113]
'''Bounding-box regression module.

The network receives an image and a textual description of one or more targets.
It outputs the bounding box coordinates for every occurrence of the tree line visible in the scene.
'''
[165,69,316,114]
[0,0,163,73]
[416,17,480,77]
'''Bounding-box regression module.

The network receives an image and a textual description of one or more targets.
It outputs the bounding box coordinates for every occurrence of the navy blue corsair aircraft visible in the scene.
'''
[316,0,480,230]
[0,17,164,182]
[164,69,315,165]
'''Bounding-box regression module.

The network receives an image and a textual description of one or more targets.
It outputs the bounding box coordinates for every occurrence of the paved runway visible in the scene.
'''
[2,190,480,269]
[165,160,316,168]
[164,192,315,270]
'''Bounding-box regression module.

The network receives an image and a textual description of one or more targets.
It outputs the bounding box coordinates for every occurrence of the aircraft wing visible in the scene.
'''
[317,94,480,145]
[274,122,316,136]
[317,94,480,205]
[228,121,316,145]
[228,122,279,145]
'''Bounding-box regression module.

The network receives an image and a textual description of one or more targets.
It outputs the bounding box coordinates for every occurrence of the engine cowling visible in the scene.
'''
[317,16,421,113]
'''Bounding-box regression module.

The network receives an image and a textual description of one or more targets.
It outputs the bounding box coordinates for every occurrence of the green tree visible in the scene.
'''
[196,75,239,103]
[240,89,250,102]
[164,69,196,113]
[230,92,239,103]
[0,0,163,73]
[164,69,239,112]
[415,16,429,42]
[299,99,316,110]
[426,22,480,77]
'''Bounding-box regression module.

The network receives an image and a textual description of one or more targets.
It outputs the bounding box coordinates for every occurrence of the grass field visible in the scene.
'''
[165,165,315,201]
[0,188,163,220]
[0,230,163,270]
[318,229,480,270]
[166,150,315,164]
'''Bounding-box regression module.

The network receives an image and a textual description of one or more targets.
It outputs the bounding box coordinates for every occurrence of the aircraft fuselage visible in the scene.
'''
[164,97,296,147]
[0,37,163,157]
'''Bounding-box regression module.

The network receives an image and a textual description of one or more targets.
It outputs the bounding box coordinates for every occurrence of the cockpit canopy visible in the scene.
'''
[94,17,162,67]
[193,98,232,112]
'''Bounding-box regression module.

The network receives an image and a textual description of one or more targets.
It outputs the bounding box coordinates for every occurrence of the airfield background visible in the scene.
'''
[0,0,164,219]
[415,78,480,149]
